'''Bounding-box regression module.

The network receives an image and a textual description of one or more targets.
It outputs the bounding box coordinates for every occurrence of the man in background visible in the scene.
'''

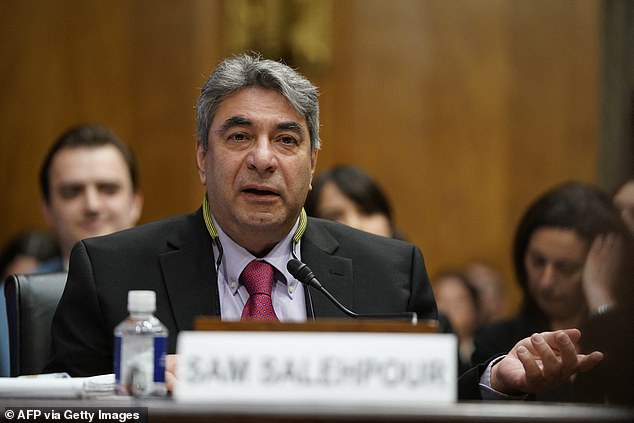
[37,124,143,272]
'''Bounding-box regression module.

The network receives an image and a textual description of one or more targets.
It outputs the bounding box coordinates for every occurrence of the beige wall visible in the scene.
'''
[0,0,601,314]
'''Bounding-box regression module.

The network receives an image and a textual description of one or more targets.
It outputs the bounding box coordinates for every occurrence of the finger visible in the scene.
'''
[590,235,604,255]
[612,234,623,251]
[512,332,552,356]
[538,329,581,350]
[530,333,560,378]
[555,331,579,375]
[510,335,538,356]
[516,345,543,391]
[534,331,565,352]
[165,370,177,393]
[165,353,178,373]
[606,233,623,259]
[164,354,178,393]
[559,328,581,345]
[577,351,604,373]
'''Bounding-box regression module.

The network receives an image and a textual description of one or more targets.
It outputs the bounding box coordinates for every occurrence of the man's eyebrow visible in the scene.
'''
[216,116,252,134]
[215,117,306,135]
[277,121,304,134]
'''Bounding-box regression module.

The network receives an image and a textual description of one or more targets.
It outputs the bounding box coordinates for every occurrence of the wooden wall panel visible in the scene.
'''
[318,0,599,312]
[1,0,137,241]
[1,0,600,314]
[0,0,222,241]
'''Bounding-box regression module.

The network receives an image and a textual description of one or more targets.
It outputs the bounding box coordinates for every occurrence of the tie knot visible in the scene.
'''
[240,260,275,296]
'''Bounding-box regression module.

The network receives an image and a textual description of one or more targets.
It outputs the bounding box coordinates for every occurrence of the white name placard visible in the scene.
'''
[174,331,457,407]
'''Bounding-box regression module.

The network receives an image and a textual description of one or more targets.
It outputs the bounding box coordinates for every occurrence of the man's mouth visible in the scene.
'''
[79,220,105,231]
[242,188,279,197]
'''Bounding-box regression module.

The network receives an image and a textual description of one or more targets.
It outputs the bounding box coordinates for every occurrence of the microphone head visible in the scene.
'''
[287,259,315,287]
[287,258,304,276]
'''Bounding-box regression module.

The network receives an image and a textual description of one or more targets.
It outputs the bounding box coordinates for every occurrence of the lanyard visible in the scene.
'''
[202,193,307,267]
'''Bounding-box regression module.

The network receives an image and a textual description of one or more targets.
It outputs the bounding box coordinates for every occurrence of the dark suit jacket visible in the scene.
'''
[47,209,437,377]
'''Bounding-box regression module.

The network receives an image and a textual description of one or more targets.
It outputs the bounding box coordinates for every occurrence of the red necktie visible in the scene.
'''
[240,260,279,321]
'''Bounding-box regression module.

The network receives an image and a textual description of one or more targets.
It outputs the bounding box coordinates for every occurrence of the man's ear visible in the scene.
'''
[309,149,319,191]
[129,192,144,225]
[195,139,207,185]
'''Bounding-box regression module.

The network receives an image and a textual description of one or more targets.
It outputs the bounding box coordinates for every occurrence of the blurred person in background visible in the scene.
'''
[611,175,634,234]
[472,181,633,401]
[433,271,481,374]
[0,229,59,376]
[572,175,634,405]
[463,260,509,324]
[0,230,59,279]
[574,239,634,404]
[304,165,405,239]
[37,124,143,272]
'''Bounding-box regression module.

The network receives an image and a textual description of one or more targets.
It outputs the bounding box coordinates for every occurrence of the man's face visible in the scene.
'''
[196,87,318,256]
[42,145,143,259]
[524,227,589,322]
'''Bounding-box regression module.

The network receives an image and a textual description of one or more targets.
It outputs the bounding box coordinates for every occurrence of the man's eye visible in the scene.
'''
[58,187,81,199]
[98,184,121,195]
[278,135,298,146]
[228,133,249,142]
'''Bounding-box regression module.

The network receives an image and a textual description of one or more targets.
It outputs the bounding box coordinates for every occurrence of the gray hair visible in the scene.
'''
[196,53,320,152]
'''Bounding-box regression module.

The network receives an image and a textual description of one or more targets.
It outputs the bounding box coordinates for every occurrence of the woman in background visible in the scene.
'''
[305,165,404,239]
[472,181,633,402]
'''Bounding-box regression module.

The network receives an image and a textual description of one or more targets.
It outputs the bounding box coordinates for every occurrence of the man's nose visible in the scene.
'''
[247,137,276,172]
[83,186,101,212]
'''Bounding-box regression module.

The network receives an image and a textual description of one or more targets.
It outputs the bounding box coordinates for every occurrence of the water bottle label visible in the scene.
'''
[154,336,167,383]
[114,334,167,393]
[114,336,122,384]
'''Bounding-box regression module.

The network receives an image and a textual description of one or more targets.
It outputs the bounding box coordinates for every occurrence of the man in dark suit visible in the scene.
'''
[47,206,435,375]
[48,53,602,399]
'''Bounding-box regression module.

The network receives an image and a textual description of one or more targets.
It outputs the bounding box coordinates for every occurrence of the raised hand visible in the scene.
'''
[582,234,621,313]
[490,329,603,395]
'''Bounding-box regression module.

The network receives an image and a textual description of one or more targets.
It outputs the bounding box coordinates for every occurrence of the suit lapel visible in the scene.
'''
[301,219,354,318]
[159,209,220,331]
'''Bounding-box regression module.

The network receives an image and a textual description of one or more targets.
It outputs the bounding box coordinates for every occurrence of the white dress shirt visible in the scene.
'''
[211,215,308,322]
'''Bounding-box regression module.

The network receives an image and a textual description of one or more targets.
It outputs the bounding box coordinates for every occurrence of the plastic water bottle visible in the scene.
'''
[114,290,168,396]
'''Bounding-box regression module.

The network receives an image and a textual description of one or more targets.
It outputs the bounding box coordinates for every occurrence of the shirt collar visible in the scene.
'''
[213,215,301,297]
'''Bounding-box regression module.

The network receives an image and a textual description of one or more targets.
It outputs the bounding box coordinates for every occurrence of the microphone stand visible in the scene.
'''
[287,259,418,324]
[313,284,418,323]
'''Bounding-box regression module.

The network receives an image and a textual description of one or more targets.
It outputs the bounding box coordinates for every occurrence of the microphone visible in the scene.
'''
[287,259,418,323]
